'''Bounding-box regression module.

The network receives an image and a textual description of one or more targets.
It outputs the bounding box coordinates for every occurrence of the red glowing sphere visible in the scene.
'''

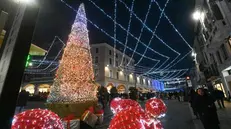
[12,109,64,129]
[145,98,167,118]
[109,106,150,129]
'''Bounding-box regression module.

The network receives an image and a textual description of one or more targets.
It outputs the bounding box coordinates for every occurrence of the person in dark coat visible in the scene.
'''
[189,89,199,118]
[194,88,220,129]
[213,89,225,108]
[17,90,30,113]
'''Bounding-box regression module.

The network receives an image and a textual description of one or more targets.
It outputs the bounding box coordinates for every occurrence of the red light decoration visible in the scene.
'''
[145,98,167,118]
[12,109,64,129]
[110,98,141,114]
[109,106,150,129]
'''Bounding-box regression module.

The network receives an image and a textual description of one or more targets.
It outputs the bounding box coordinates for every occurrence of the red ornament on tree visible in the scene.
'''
[145,98,167,118]
[12,109,64,129]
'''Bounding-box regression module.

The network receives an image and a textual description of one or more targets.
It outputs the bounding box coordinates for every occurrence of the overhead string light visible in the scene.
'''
[153,0,193,50]
[162,70,181,79]
[60,0,160,64]
[165,50,192,69]
[163,70,188,80]
[118,0,182,74]
[26,42,65,72]
[113,0,117,67]
[118,0,194,72]
[135,0,171,66]
[164,69,188,80]
[86,0,169,60]
[127,0,153,66]
[118,0,181,55]
[33,37,56,68]
[120,0,135,67]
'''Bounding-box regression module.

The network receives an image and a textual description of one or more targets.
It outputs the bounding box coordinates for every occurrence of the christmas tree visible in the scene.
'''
[47,3,97,103]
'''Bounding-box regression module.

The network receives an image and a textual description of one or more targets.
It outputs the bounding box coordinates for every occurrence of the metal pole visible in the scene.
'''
[0,2,39,128]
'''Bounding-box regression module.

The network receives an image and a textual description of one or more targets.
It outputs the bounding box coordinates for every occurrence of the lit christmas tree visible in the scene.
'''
[47,3,97,106]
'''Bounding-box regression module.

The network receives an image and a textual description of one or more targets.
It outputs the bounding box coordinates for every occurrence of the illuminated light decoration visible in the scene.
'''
[26,44,64,72]
[118,0,181,63]
[166,50,192,69]
[113,0,117,67]
[85,0,169,60]
[60,0,191,76]
[145,98,167,118]
[12,109,64,129]
[163,69,188,79]
[118,0,194,71]
[164,70,188,80]
[127,0,153,66]
[110,98,141,114]
[61,0,160,64]
[109,106,151,129]
[33,36,65,68]
[120,0,135,66]
[25,55,31,68]
[135,0,172,66]
[153,1,193,50]
[47,3,97,103]
[162,70,181,79]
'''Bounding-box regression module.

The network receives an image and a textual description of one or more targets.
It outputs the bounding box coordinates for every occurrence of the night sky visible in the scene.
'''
[32,0,195,70]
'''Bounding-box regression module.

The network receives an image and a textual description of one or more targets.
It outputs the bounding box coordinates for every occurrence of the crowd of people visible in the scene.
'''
[188,88,226,129]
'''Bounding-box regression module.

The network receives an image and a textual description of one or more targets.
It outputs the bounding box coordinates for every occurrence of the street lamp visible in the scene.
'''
[192,10,205,21]
[13,0,35,5]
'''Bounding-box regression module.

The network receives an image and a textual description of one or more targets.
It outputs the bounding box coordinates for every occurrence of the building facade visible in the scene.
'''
[193,0,231,96]
[91,43,154,93]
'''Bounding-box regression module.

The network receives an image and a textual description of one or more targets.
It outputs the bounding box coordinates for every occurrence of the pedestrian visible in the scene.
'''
[189,89,199,118]
[195,88,220,129]
[16,90,30,113]
[228,91,231,102]
[213,89,225,108]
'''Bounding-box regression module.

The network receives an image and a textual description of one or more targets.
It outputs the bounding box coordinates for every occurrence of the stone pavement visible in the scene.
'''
[161,100,195,129]
[190,101,231,129]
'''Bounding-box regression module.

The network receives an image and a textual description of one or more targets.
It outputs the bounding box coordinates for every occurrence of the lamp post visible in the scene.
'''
[0,0,39,128]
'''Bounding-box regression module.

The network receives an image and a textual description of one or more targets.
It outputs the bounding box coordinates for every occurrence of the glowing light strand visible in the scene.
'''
[164,70,187,79]
[86,0,169,59]
[153,1,193,50]
[135,0,171,66]
[120,0,135,66]
[118,0,180,55]
[113,0,117,67]
[33,36,57,68]
[127,0,153,66]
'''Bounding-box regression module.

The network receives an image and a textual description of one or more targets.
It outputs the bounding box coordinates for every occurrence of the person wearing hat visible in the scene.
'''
[194,88,220,129]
